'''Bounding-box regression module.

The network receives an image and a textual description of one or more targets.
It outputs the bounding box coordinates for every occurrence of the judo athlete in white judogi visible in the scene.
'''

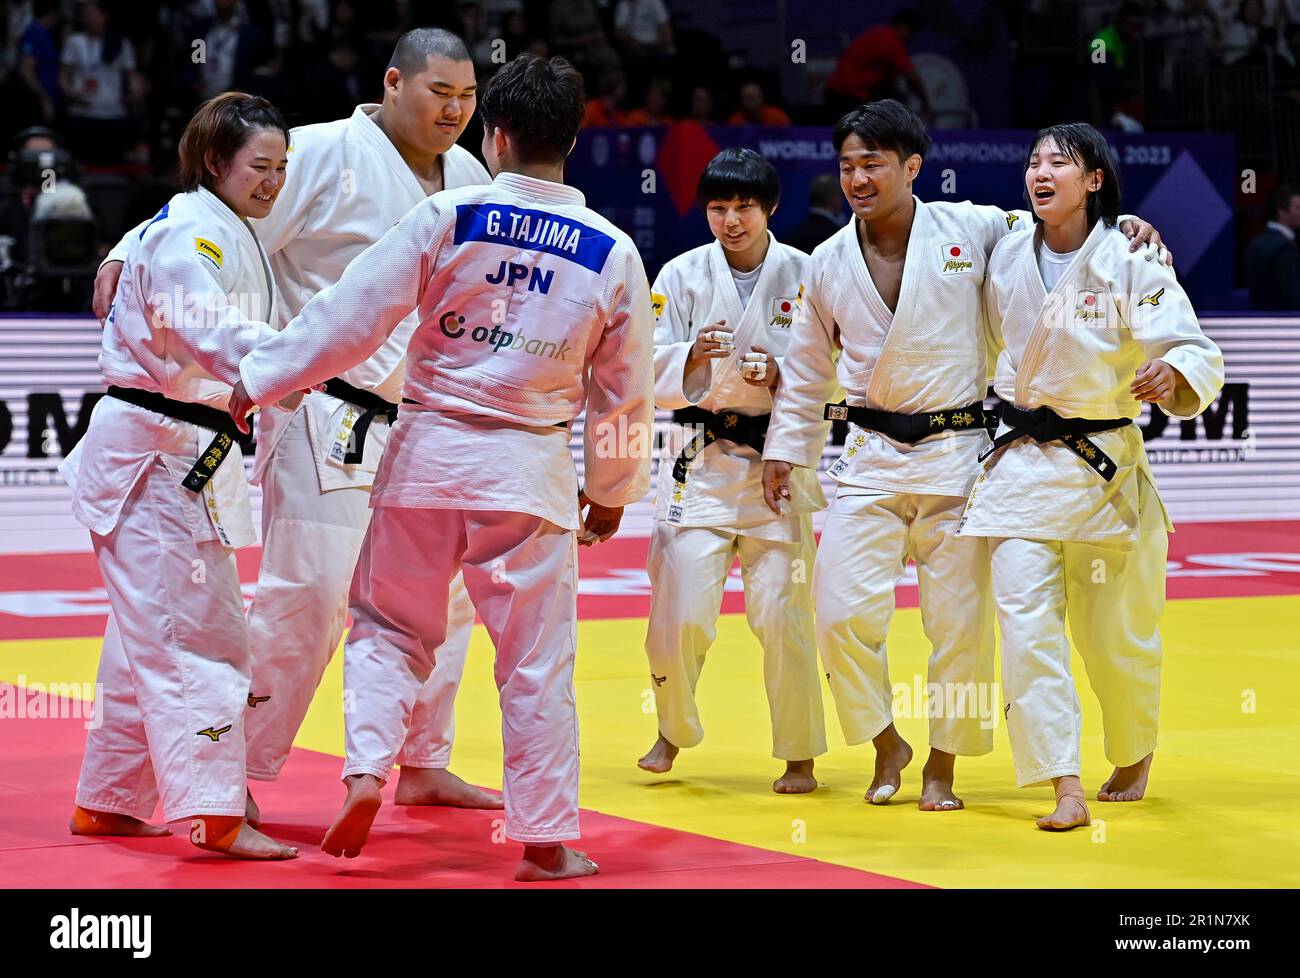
[228,55,654,881]
[94,30,501,817]
[959,124,1223,830]
[761,101,1169,812]
[635,148,828,793]
[62,94,298,859]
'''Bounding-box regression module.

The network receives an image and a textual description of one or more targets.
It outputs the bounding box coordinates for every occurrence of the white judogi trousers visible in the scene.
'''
[243,407,475,779]
[813,491,996,756]
[644,519,826,760]
[988,480,1167,787]
[341,504,580,844]
[76,460,249,822]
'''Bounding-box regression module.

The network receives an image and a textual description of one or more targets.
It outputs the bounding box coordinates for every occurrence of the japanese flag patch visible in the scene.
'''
[939,242,973,274]
[1074,288,1109,326]
[769,295,799,327]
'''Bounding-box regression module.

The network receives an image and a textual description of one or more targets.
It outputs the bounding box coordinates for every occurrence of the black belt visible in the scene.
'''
[669,406,769,483]
[106,385,240,494]
[979,400,1131,481]
[823,400,994,444]
[323,378,398,464]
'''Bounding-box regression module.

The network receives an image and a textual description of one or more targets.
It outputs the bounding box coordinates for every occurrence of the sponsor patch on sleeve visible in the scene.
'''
[195,237,224,270]
[651,292,667,319]
[1005,212,1019,230]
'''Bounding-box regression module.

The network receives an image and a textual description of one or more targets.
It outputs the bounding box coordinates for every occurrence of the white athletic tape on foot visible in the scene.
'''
[870,784,897,805]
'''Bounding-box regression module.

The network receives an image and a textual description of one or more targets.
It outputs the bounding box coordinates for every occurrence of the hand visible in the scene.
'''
[1119,218,1174,268]
[228,380,255,434]
[93,260,124,324]
[1131,359,1185,403]
[577,490,624,545]
[741,345,779,390]
[762,459,793,515]
[689,320,734,365]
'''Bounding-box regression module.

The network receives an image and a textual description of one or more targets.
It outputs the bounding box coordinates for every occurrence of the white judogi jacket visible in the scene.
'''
[63,187,278,547]
[958,222,1225,547]
[651,235,825,537]
[238,172,655,531]
[764,198,1031,498]
[106,105,492,489]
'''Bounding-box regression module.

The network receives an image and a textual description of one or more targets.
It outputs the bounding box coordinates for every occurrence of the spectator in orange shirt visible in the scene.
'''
[824,10,930,119]
[583,68,627,126]
[728,81,791,126]
[624,76,673,125]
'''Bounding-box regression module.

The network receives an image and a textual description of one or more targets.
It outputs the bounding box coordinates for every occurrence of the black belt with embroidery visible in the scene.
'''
[822,399,995,444]
[978,400,1131,481]
[106,385,240,494]
[323,377,399,464]
[669,406,769,483]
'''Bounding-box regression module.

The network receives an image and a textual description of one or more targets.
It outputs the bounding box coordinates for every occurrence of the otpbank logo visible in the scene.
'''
[438,311,573,361]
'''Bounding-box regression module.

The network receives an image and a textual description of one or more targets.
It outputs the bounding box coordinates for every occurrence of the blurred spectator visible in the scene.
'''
[0,126,69,265]
[299,42,364,123]
[824,10,930,119]
[624,75,672,125]
[584,67,626,126]
[1148,0,1220,92]
[785,173,846,253]
[500,10,532,60]
[687,84,715,124]
[549,0,619,77]
[457,2,501,73]
[614,0,672,56]
[60,2,146,165]
[1086,2,1147,128]
[1220,0,1273,66]
[197,0,268,100]
[615,0,672,90]
[1244,184,1300,309]
[16,0,59,124]
[728,81,790,126]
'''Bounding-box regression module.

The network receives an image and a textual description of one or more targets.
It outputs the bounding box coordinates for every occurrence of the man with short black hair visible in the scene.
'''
[1244,185,1300,310]
[229,54,655,882]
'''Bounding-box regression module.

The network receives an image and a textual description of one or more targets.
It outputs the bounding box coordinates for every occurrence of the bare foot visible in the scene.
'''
[70,806,171,837]
[515,844,599,882]
[321,774,383,858]
[190,815,297,859]
[637,734,679,774]
[245,788,260,828]
[1036,776,1091,831]
[1097,753,1153,802]
[865,724,913,805]
[773,759,817,794]
[394,766,504,809]
[918,749,964,812]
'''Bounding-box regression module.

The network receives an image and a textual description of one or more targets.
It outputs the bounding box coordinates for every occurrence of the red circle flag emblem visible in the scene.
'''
[1085,295,1096,305]
[780,301,791,312]
[950,246,962,257]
